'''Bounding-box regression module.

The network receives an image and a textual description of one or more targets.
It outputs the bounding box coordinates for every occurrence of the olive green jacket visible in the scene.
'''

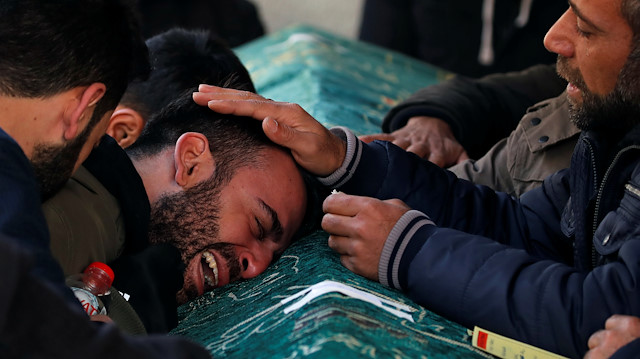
[449,94,580,197]
[43,165,125,276]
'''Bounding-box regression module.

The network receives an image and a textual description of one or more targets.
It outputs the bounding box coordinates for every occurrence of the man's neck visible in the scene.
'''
[0,96,60,159]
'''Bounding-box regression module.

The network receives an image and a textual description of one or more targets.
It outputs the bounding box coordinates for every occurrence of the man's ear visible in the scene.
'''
[174,132,215,188]
[107,106,145,148]
[63,83,106,141]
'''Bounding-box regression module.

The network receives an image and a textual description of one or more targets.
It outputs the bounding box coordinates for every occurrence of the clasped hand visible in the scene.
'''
[360,116,469,167]
[323,192,410,281]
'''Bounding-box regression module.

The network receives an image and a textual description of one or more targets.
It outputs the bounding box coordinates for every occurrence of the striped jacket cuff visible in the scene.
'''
[317,126,362,188]
[378,210,434,289]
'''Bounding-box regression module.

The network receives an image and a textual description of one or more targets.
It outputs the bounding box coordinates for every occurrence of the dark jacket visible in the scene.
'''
[359,0,567,78]
[611,338,640,359]
[0,127,70,300]
[321,126,640,358]
[382,64,568,159]
[0,128,210,358]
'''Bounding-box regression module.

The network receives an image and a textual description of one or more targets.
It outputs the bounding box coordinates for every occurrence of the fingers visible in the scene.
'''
[588,329,605,349]
[90,314,113,324]
[322,192,368,216]
[405,143,430,159]
[261,116,294,146]
[193,85,282,120]
[327,234,378,281]
[327,234,350,254]
[327,235,358,273]
[193,86,347,176]
[605,314,628,329]
[586,329,620,359]
[426,148,447,167]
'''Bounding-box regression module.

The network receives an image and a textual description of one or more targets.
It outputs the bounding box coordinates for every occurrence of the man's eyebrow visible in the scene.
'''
[259,199,284,243]
[569,0,604,33]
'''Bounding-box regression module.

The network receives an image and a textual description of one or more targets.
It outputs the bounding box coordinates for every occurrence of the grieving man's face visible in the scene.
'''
[148,147,307,303]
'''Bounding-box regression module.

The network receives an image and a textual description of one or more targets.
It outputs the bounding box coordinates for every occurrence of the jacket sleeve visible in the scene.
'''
[382,64,567,158]
[323,128,568,254]
[389,221,640,359]
[610,338,640,359]
[321,129,623,358]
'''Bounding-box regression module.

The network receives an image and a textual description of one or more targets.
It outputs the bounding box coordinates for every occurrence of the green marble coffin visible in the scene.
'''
[172,25,490,359]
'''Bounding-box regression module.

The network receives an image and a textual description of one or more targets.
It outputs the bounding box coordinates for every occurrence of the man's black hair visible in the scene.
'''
[127,92,268,184]
[0,0,149,128]
[120,28,256,122]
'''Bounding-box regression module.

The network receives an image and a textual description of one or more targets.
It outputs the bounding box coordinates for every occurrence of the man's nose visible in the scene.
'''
[237,247,274,279]
[543,9,575,58]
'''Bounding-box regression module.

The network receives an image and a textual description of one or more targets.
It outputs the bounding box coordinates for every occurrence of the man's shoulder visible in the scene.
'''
[0,127,40,196]
[516,93,579,152]
[43,166,126,275]
[0,127,30,170]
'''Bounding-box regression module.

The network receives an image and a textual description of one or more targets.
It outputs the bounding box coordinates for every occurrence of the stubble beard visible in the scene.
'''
[148,174,242,302]
[31,125,91,201]
[557,55,640,133]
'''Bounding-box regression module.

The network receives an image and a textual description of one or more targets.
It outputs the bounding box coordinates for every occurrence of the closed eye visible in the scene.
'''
[258,199,284,243]
[255,216,265,241]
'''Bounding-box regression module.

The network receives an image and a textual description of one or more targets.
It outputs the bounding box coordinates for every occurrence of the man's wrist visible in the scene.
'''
[317,127,361,188]
[378,210,434,289]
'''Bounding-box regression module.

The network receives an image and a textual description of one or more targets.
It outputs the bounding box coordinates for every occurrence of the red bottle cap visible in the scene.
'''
[85,262,115,285]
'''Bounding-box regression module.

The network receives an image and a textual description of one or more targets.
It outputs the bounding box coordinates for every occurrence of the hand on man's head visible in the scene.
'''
[192,85,346,177]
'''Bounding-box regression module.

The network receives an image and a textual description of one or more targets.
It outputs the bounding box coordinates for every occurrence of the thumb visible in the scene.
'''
[262,116,296,146]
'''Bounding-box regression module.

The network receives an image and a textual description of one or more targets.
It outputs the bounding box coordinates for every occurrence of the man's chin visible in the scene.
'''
[565,83,584,104]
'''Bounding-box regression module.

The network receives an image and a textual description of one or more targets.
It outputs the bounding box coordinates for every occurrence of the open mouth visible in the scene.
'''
[201,250,219,291]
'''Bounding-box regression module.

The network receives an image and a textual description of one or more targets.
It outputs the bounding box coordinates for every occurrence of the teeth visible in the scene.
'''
[202,251,219,287]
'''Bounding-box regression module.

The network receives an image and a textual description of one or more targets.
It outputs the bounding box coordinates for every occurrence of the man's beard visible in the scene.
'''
[148,174,242,300]
[557,55,640,133]
[31,125,91,201]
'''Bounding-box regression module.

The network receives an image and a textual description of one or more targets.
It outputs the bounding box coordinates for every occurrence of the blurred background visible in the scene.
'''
[249,0,364,39]
[135,0,561,78]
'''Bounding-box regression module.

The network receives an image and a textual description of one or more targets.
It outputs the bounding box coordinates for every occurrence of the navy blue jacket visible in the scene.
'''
[0,128,71,298]
[321,126,640,358]
[611,338,640,359]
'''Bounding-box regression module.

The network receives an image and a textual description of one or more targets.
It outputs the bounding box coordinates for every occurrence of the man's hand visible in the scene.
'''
[321,192,410,281]
[89,314,113,324]
[359,116,469,167]
[585,315,640,359]
[193,85,346,177]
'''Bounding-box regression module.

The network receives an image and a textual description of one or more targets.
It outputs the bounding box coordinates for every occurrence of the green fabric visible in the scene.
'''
[172,233,491,359]
[234,25,452,134]
[172,26,488,358]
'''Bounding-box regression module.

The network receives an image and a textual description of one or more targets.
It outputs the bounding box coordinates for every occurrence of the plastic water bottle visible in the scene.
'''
[66,262,114,316]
